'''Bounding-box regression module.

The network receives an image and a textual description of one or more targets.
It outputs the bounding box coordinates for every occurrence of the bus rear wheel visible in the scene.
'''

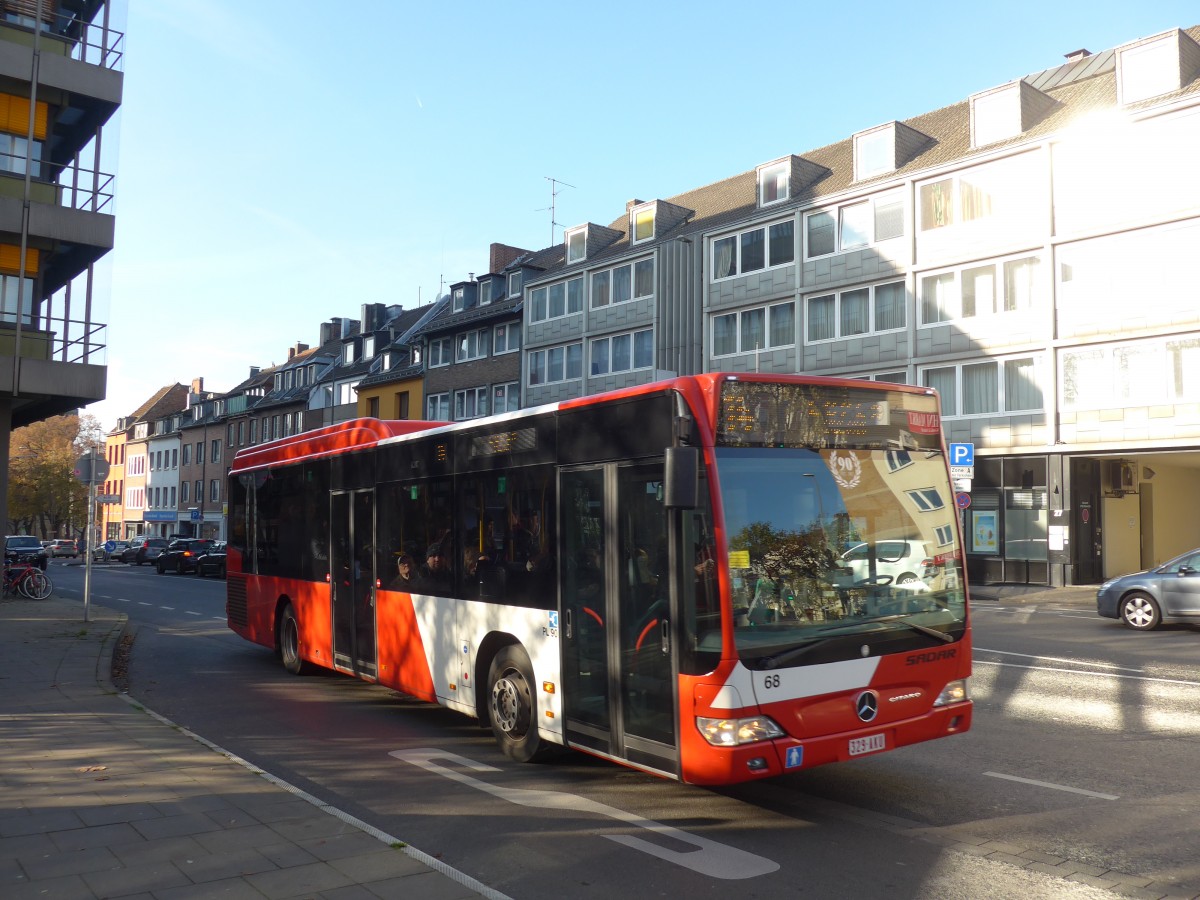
[279,604,309,675]
[487,645,547,762]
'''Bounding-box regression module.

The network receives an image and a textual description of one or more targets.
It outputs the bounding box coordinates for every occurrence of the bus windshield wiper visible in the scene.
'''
[755,615,955,670]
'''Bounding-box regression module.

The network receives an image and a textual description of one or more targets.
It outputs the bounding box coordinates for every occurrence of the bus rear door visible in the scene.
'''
[330,489,378,679]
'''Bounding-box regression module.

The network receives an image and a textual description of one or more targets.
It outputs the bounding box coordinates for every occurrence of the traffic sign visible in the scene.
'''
[950,465,974,480]
[97,494,121,504]
[73,452,110,485]
[949,443,974,467]
[955,492,972,509]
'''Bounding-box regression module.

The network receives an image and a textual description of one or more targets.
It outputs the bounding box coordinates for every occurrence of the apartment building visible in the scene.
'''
[0,1,122,531]
[517,25,1200,587]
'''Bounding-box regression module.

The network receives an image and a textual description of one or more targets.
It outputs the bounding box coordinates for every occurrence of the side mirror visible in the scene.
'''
[664,447,699,509]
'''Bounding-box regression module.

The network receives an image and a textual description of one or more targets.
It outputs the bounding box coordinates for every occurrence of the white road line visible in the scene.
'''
[392,749,779,879]
[975,647,1142,673]
[974,658,1200,688]
[984,771,1118,800]
[185,611,201,616]
[137,601,152,606]
[161,606,174,610]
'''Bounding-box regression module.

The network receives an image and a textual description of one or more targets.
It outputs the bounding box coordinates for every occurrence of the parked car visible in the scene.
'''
[833,539,937,588]
[5,535,49,571]
[1096,548,1200,630]
[49,539,78,558]
[194,541,227,578]
[94,540,130,562]
[156,539,216,575]
[120,537,169,566]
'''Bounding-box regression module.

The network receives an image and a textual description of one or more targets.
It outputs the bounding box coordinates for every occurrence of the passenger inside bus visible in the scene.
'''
[389,553,416,590]
[415,543,452,593]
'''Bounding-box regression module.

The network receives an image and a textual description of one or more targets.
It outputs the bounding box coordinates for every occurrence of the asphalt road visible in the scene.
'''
[51,561,1197,898]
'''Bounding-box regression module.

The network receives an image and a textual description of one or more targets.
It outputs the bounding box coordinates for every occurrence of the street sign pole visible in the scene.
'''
[74,451,109,624]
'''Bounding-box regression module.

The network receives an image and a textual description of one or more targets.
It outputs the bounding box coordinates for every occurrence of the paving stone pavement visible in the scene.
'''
[0,593,509,900]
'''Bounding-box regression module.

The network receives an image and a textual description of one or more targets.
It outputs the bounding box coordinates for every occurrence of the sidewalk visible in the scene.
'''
[969,582,1099,606]
[0,594,508,900]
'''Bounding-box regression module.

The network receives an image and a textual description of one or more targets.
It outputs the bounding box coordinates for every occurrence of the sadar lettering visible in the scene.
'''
[905,648,958,665]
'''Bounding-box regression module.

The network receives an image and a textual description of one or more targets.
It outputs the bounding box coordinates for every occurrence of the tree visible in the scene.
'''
[7,414,97,537]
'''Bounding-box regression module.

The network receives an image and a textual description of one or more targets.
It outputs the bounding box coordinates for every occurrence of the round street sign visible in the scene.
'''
[955,492,972,509]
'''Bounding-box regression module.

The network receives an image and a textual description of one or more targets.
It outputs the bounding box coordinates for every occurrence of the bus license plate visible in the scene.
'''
[848,733,886,756]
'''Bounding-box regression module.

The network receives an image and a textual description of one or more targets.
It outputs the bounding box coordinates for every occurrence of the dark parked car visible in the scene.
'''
[5,535,49,571]
[1096,548,1200,630]
[194,541,227,578]
[156,539,215,575]
[120,537,169,565]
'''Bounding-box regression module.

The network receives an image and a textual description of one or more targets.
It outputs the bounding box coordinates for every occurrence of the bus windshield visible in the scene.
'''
[713,446,966,668]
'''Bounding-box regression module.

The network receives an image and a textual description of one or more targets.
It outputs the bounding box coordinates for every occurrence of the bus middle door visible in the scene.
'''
[330,489,378,679]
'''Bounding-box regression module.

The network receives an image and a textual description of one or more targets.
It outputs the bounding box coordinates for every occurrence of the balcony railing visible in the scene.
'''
[0,304,106,365]
[1,1,124,71]
[0,150,115,214]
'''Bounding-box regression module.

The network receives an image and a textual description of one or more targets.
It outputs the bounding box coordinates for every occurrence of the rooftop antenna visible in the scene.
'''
[538,176,575,245]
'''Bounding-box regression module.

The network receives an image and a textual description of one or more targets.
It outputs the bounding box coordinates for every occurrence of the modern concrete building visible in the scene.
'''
[517,25,1200,587]
[0,1,122,532]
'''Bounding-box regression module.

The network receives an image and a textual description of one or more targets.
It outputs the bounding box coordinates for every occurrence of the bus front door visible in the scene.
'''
[561,463,678,777]
[330,489,378,679]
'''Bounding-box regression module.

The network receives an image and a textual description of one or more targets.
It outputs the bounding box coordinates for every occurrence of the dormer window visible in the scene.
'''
[453,286,467,312]
[382,351,392,370]
[284,370,293,390]
[971,84,1020,148]
[1118,31,1189,105]
[343,342,356,364]
[364,335,375,359]
[508,271,522,297]
[566,226,587,263]
[631,204,655,244]
[478,279,491,305]
[855,127,894,180]
[757,160,789,206]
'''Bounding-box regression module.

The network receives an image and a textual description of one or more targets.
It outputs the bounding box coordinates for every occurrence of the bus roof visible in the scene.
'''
[228,417,446,474]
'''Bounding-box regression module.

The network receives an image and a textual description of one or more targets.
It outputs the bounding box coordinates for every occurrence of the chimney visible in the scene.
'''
[249,365,260,378]
[489,242,529,274]
[625,198,644,212]
[361,302,386,332]
[287,341,309,361]
[191,377,204,394]
[1064,48,1091,62]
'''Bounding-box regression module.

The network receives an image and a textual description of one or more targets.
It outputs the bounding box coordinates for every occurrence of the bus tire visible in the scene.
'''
[279,604,309,675]
[487,644,546,762]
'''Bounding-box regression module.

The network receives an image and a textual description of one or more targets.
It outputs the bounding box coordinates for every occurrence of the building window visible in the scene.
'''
[181,480,189,503]
[566,227,586,263]
[195,480,203,503]
[478,280,492,305]
[1118,34,1180,105]
[805,281,905,342]
[758,160,789,206]
[196,442,204,465]
[454,387,488,420]
[1061,336,1200,410]
[211,439,221,462]
[429,337,453,367]
[367,396,379,418]
[494,323,520,354]
[171,448,178,468]
[906,487,945,512]
[427,392,449,420]
[337,382,358,405]
[456,328,489,362]
[343,343,356,364]
[590,328,654,375]
[919,255,1040,325]
[182,443,190,466]
[210,479,220,502]
[805,192,904,259]
[363,335,375,359]
[452,285,468,313]
[396,391,410,419]
[711,221,795,280]
[711,301,795,357]
[529,276,584,323]
[508,271,522,297]
[528,343,583,386]
[922,354,1043,417]
[855,127,893,180]
[632,205,655,243]
[492,382,520,413]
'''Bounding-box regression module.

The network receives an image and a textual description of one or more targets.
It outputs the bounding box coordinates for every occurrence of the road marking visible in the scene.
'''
[391,749,779,879]
[975,647,1143,673]
[161,606,174,610]
[974,658,1200,688]
[137,601,152,606]
[185,610,201,616]
[984,771,1118,800]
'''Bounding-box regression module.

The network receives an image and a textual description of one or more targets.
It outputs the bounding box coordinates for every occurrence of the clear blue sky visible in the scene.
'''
[89,0,1199,429]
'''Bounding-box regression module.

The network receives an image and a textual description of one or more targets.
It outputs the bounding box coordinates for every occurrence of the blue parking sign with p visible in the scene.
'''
[949,443,974,467]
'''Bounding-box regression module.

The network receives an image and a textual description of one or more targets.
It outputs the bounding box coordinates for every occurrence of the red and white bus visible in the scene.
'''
[226,373,971,786]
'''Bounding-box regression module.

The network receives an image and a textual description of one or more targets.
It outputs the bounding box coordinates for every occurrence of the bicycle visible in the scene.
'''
[3,559,53,599]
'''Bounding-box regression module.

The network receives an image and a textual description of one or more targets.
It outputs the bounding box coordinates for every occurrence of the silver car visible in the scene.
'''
[1096,548,1200,630]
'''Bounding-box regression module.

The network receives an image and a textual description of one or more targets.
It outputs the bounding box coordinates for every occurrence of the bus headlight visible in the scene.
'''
[696,715,785,746]
[933,679,969,706]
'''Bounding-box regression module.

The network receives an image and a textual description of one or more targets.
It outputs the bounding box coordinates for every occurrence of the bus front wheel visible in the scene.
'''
[279,604,309,675]
[487,645,546,762]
